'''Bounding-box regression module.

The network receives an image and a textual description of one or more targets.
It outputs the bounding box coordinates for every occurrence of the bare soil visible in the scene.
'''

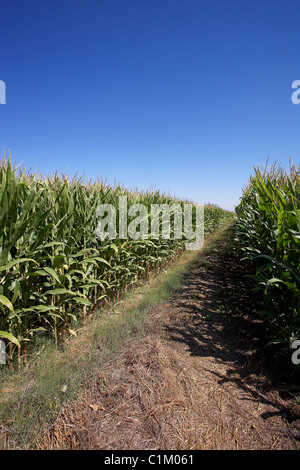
[39,232,300,450]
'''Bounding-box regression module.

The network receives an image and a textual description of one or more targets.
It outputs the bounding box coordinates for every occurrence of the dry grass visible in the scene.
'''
[38,230,300,450]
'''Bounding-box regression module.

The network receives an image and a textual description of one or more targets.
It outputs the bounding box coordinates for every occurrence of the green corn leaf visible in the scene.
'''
[0,294,14,312]
[73,297,92,305]
[0,331,20,348]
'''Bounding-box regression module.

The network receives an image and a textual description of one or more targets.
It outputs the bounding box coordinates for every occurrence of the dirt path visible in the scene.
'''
[40,232,300,450]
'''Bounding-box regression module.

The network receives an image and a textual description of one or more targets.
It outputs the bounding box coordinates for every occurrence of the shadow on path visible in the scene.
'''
[164,230,300,424]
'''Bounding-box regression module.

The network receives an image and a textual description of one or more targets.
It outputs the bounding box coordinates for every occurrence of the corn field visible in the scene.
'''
[235,162,300,359]
[0,154,232,371]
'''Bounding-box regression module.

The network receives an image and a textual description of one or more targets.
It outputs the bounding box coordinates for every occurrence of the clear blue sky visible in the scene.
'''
[1,0,299,211]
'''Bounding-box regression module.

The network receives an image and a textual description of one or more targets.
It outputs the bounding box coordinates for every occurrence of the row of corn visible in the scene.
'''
[0,154,233,370]
[235,162,300,361]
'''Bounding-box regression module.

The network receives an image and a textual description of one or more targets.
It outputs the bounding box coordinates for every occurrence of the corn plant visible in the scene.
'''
[235,162,300,356]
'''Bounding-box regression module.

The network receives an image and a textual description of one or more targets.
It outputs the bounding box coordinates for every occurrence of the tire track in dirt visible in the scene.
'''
[39,231,300,450]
